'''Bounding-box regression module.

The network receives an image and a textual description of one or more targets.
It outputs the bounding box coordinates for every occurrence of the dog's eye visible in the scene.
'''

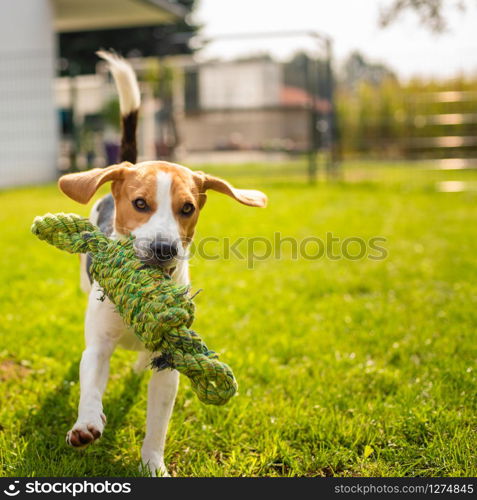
[180,202,195,216]
[133,198,148,211]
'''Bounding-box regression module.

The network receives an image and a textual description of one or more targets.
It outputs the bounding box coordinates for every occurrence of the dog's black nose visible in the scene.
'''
[149,241,178,265]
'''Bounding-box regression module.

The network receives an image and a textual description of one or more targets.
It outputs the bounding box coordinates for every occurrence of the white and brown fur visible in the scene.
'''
[57,51,267,476]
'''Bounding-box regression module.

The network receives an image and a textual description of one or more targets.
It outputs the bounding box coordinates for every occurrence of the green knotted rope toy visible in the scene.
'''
[31,212,238,406]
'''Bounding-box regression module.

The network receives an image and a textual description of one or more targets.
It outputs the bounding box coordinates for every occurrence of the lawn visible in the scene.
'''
[0,162,476,477]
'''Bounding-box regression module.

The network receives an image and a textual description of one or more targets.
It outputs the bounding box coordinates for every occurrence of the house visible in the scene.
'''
[0,0,185,188]
[181,57,330,155]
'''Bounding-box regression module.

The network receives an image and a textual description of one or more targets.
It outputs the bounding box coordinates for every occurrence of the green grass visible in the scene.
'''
[0,161,476,477]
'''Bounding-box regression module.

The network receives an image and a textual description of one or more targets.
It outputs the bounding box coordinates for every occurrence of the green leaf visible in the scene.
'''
[363,445,374,459]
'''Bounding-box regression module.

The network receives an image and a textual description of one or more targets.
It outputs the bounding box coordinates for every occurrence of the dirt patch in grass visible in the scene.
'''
[0,359,32,381]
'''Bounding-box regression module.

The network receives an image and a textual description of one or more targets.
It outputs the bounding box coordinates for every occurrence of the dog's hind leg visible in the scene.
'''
[133,351,151,374]
[141,368,179,477]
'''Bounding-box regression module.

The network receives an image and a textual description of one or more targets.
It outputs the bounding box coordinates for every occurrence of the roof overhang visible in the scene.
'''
[53,0,186,32]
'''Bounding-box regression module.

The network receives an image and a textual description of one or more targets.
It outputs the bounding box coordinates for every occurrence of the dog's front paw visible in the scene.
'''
[66,413,106,448]
[141,450,169,477]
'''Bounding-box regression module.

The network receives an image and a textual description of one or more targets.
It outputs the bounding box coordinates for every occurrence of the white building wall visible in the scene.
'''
[55,75,105,117]
[0,0,57,188]
[199,60,281,110]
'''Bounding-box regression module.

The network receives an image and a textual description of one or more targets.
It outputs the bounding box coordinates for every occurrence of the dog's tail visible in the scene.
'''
[97,50,140,164]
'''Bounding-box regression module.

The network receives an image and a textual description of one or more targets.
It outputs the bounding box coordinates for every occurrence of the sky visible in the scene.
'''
[192,0,477,80]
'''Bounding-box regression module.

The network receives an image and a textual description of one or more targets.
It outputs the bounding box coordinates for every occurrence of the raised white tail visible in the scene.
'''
[97,50,140,163]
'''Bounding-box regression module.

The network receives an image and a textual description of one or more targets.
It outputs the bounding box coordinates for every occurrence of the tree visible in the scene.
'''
[283,52,331,99]
[340,52,397,90]
[379,0,468,32]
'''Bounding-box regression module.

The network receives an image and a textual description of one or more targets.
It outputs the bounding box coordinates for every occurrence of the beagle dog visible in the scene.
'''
[57,52,267,477]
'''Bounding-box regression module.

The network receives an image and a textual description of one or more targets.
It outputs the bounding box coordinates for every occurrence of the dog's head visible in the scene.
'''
[58,161,267,269]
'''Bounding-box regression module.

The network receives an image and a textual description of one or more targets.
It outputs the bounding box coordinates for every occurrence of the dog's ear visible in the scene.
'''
[195,172,267,208]
[58,162,133,204]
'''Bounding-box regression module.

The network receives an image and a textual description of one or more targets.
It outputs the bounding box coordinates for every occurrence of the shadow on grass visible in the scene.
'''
[14,362,144,476]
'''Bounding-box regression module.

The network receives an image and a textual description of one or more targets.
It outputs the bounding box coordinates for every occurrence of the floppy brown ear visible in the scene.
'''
[198,173,267,208]
[58,163,133,204]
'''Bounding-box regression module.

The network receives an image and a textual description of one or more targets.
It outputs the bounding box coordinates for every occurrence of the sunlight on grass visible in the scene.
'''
[0,162,476,477]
